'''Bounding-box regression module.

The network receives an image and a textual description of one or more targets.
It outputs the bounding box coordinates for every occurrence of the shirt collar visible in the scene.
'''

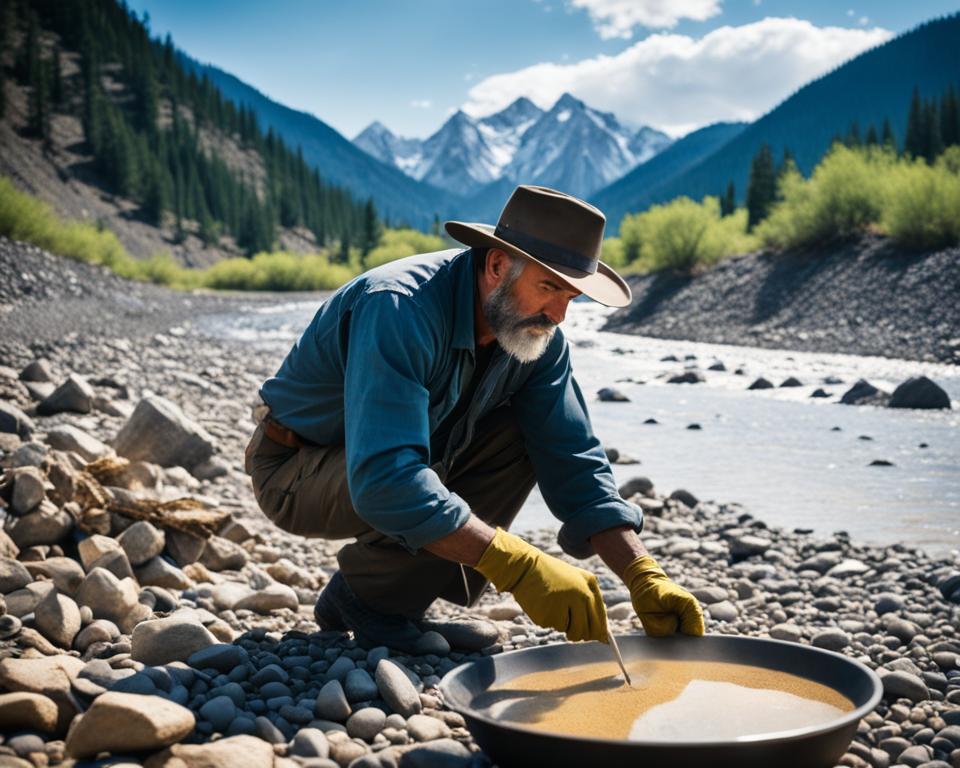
[450,248,478,351]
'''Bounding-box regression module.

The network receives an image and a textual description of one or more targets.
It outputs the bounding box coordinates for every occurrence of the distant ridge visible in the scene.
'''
[598,13,960,228]
[179,54,449,228]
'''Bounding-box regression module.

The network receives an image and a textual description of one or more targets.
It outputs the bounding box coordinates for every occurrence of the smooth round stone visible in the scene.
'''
[279,703,313,724]
[343,668,379,703]
[0,614,22,639]
[210,681,246,707]
[406,713,452,742]
[117,520,166,566]
[769,623,803,643]
[314,679,351,721]
[260,680,293,699]
[187,643,246,672]
[254,715,286,744]
[131,616,217,665]
[882,671,930,703]
[8,733,45,757]
[250,664,288,686]
[400,738,472,767]
[225,716,257,736]
[366,647,390,668]
[199,695,236,732]
[874,593,905,615]
[707,600,738,622]
[0,692,59,733]
[34,590,82,649]
[812,628,850,651]
[413,631,450,656]
[75,619,120,653]
[326,656,356,682]
[346,706,386,740]
[375,660,421,718]
[289,727,330,758]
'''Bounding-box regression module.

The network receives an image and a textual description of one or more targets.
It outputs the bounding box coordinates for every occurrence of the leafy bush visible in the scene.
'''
[619,196,756,274]
[364,228,445,268]
[882,152,960,250]
[600,237,626,268]
[202,252,357,291]
[757,145,891,249]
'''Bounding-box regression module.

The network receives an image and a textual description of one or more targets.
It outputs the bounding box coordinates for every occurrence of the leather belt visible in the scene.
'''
[263,417,315,449]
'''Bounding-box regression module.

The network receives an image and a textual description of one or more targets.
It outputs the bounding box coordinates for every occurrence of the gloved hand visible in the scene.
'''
[475,527,608,643]
[624,554,704,636]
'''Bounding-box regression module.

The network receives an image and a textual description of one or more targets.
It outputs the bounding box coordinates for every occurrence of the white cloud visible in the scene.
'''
[463,17,892,136]
[569,0,721,38]
[847,8,855,16]
[409,99,433,109]
[859,16,869,25]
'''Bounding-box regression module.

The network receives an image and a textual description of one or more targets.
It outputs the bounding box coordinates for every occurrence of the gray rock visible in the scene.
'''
[11,441,46,467]
[6,504,73,548]
[748,377,774,390]
[166,529,207,566]
[23,556,85,595]
[840,379,889,406]
[889,376,951,409]
[199,536,249,571]
[75,620,120,653]
[0,401,34,439]
[5,581,54,617]
[618,476,654,499]
[413,630,450,656]
[344,668,379,702]
[289,727,330,758]
[199,694,236,732]
[399,738,472,768]
[113,395,216,470]
[376,659,422,717]
[233,583,297,613]
[0,691,59,733]
[187,643,246,672]
[406,713,451,742]
[882,670,929,702]
[707,601,738,622]
[191,456,230,480]
[883,615,919,643]
[874,593,905,615]
[117,520,165,566]
[254,715,286,744]
[75,567,139,627]
[769,623,803,643]
[136,556,191,589]
[38,374,94,415]
[691,586,728,605]
[89,548,136,581]
[597,387,629,402]
[11,467,46,514]
[346,706,386,740]
[34,590,81,649]
[812,628,850,652]
[64,691,195,758]
[314,679,351,721]
[45,425,112,462]
[728,534,771,558]
[0,557,32,593]
[19,360,53,383]
[826,558,869,577]
[131,616,217,665]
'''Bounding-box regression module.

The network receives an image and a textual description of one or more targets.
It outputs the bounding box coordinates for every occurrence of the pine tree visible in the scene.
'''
[864,124,879,146]
[28,55,51,145]
[922,100,943,162]
[50,46,63,106]
[844,121,861,147]
[360,198,381,255]
[430,214,441,236]
[746,143,776,231]
[941,84,960,149]
[143,158,169,225]
[904,87,924,159]
[720,181,735,217]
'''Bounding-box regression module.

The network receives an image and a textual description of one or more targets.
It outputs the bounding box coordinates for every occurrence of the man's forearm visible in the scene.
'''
[423,514,496,565]
[590,525,648,579]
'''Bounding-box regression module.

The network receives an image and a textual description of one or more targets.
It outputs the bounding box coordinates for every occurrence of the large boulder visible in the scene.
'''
[65,691,195,758]
[131,616,217,665]
[113,396,216,471]
[75,568,140,627]
[840,379,890,406]
[37,374,94,415]
[889,376,951,410]
[0,655,85,733]
[0,401,35,439]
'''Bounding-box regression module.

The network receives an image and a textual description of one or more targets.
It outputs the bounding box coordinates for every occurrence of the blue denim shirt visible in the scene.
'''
[259,248,642,557]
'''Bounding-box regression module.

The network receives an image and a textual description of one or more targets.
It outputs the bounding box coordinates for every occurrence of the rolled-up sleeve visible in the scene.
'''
[513,329,643,559]
[343,290,471,551]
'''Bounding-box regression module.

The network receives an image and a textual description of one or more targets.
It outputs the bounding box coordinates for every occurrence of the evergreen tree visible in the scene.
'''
[864,124,879,146]
[50,45,63,106]
[143,158,169,225]
[922,99,943,162]
[360,198,381,255]
[941,84,960,148]
[719,181,735,217]
[746,143,776,231]
[844,121,861,147]
[28,55,51,145]
[904,87,924,159]
[429,214,441,236]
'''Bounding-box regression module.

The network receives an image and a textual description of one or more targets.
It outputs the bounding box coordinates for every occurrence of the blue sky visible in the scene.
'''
[126,1,959,139]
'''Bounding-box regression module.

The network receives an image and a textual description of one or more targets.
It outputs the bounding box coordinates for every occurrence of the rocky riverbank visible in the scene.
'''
[605,234,960,365]
[0,239,959,767]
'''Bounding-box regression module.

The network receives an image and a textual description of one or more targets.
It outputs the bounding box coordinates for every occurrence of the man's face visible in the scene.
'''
[483,256,581,363]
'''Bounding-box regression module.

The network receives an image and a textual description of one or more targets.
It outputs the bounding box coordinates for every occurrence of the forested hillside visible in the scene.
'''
[0,0,377,260]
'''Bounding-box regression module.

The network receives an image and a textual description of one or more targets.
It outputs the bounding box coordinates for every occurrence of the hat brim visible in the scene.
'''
[444,221,632,308]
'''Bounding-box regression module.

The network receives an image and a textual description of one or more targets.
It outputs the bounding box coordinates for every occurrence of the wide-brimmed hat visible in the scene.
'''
[445,185,631,308]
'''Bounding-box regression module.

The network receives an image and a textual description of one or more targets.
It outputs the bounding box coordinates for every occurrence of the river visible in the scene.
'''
[198,299,960,559]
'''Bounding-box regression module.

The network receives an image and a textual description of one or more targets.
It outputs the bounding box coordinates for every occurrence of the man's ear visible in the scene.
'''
[486,248,511,283]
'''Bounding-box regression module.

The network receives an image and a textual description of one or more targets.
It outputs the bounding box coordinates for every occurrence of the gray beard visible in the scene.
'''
[483,277,557,364]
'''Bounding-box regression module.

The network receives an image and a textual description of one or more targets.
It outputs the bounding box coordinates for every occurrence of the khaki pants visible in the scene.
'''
[244,406,536,616]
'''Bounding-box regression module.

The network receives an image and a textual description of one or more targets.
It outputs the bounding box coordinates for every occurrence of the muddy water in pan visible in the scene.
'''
[475,659,853,742]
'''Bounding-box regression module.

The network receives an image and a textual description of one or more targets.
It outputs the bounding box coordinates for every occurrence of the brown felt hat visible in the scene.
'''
[445,185,632,308]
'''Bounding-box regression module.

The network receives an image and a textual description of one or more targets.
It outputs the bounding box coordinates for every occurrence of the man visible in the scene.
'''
[245,185,703,654]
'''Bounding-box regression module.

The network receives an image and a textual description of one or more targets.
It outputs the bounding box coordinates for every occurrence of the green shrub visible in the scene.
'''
[201,251,357,291]
[619,196,756,274]
[600,237,626,268]
[364,228,445,268]
[757,145,891,249]
[883,154,960,250]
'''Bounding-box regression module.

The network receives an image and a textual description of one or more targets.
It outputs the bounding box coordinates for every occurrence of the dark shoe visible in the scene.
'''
[314,571,427,654]
[414,617,501,652]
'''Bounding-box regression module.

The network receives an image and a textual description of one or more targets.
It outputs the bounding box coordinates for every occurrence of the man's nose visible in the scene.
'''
[544,297,571,325]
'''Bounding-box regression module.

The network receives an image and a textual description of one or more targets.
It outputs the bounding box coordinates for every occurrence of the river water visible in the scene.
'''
[199,299,960,559]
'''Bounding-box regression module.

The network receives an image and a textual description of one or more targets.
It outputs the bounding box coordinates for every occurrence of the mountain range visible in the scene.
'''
[353,94,672,201]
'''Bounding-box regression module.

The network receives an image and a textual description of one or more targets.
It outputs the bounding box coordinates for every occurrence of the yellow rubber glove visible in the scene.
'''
[475,528,608,643]
[625,554,705,637]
